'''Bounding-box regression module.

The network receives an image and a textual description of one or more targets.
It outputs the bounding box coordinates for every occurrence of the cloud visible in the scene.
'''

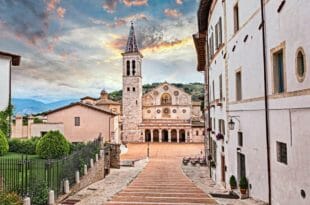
[47,0,60,12]
[102,0,119,13]
[164,9,182,18]
[176,0,183,5]
[122,0,148,7]
[90,13,149,28]
[57,7,66,18]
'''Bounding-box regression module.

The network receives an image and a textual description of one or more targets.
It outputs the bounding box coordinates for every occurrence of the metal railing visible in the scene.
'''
[0,137,103,198]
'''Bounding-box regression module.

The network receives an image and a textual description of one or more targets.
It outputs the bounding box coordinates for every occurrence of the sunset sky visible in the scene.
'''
[0,0,203,102]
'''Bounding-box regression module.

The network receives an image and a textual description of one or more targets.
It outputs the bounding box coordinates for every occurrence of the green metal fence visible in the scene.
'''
[0,137,102,198]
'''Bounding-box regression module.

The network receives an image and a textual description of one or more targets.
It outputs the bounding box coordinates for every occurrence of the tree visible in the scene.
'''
[0,105,13,137]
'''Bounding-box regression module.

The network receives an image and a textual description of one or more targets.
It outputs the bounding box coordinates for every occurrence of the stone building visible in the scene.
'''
[122,23,205,143]
[194,0,310,204]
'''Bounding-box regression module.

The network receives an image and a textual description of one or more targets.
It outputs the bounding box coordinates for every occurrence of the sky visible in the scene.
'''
[0,0,203,102]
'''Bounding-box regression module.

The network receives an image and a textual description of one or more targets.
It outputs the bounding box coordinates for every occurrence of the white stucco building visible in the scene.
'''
[0,51,20,111]
[194,0,310,204]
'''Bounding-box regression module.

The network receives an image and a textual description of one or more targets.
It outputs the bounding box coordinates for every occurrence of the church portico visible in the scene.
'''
[140,126,192,143]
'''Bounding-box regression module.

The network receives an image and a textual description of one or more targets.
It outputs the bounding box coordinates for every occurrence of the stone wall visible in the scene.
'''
[110,144,121,169]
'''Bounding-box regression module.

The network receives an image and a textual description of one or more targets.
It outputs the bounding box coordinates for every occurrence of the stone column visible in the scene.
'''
[142,129,145,143]
[177,129,180,143]
[168,129,172,143]
[151,129,154,142]
[159,129,162,143]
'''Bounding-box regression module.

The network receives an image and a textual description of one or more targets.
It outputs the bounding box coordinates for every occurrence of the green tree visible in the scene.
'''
[0,129,9,156]
[36,131,70,159]
[0,105,13,137]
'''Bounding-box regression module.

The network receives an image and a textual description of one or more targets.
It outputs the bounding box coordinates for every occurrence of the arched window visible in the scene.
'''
[126,60,130,76]
[161,93,172,105]
[296,48,306,82]
[132,60,136,75]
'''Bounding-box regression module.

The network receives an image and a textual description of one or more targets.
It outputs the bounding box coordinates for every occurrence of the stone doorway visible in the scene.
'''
[171,129,177,142]
[179,129,186,143]
[145,129,151,142]
[162,130,169,142]
[153,130,159,142]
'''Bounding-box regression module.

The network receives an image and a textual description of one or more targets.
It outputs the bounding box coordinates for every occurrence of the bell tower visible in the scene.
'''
[122,22,143,142]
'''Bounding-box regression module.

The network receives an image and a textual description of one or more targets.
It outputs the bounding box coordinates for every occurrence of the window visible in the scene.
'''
[296,48,306,82]
[126,60,130,76]
[215,23,219,50]
[218,17,223,45]
[127,87,130,91]
[209,33,214,58]
[161,93,172,105]
[196,130,199,136]
[219,74,223,100]
[219,119,225,135]
[273,49,285,93]
[238,132,243,147]
[132,87,136,92]
[234,4,239,33]
[236,71,242,101]
[212,80,215,101]
[277,142,287,164]
[74,117,80,126]
[132,60,136,75]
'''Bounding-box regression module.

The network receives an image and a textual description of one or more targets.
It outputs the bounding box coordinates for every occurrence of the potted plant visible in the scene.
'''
[229,175,237,190]
[210,160,216,168]
[207,155,212,161]
[216,133,224,140]
[239,176,249,194]
[207,127,212,132]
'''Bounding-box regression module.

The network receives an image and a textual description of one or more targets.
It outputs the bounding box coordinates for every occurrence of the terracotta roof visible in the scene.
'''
[197,0,213,33]
[96,98,121,105]
[80,96,98,100]
[0,51,21,66]
[45,102,117,116]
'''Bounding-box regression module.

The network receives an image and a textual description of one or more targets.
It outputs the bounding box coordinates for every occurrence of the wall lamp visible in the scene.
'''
[228,115,240,130]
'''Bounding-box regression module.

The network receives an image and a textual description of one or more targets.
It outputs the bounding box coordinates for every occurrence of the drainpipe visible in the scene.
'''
[8,60,12,138]
[259,0,272,204]
[205,33,212,178]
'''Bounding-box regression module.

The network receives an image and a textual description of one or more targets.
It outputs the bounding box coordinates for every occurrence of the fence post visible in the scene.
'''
[95,154,99,162]
[90,158,94,168]
[23,197,31,205]
[84,164,88,175]
[64,179,70,194]
[48,190,55,205]
[75,171,80,184]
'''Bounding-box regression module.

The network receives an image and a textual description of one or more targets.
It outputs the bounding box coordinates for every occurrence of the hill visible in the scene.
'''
[109,82,204,102]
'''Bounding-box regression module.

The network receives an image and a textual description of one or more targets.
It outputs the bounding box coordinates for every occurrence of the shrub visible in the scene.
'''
[229,175,237,189]
[0,192,22,205]
[239,176,249,189]
[0,130,9,156]
[36,131,70,159]
[29,179,48,205]
[70,142,86,153]
[9,137,40,155]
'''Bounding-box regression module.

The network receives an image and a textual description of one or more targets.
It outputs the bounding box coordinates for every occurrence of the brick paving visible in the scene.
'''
[107,143,217,205]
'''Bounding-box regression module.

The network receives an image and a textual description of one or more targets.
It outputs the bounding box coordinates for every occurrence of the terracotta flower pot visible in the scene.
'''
[240,188,247,194]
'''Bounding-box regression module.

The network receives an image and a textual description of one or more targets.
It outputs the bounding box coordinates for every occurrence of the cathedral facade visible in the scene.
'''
[122,23,204,143]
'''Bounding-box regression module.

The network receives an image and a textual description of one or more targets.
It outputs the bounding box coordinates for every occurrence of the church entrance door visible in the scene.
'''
[145,130,151,142]
[153,130,159,142]
[171,130,177,142]
[162,130,169,142]
[180,129,186,143]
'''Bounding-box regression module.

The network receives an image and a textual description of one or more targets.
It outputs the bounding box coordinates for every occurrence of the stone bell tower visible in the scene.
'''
[122,22,143,142]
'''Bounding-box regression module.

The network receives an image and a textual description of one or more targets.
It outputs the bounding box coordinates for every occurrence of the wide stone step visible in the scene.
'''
[121,190,205,194]
[106,202,215,205]
[110,196,216,203]
[117,192,210,197]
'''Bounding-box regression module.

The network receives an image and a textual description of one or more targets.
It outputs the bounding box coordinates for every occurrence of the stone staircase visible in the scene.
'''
[106,158,217,205]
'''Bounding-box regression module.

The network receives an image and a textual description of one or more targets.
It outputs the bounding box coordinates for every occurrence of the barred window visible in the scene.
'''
[277,142,287,164]
[74,117,80,126]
